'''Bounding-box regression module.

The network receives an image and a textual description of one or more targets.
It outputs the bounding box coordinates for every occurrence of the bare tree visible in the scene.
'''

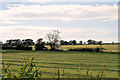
[46,30,61,51]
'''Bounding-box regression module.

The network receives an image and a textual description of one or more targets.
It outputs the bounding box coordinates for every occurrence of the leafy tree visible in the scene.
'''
[87,39,97,45]
[60,40,69,45]
[6,39,21,46]
[60,40,65,45]
[64,41,69,45]
[112,41,114,45]
[87,39,92,44]
[92,40,97,45]
[68,40,73,45]
[22,39,34,46]
[78,41,82,45]
[35,38,47,51]
[0,41,3,50]
[97,41,103,49]
[46,30,61,51]
[69,40,77,45]
[97,41,103,45]
[72,40,77,45]
[36,38,43,44]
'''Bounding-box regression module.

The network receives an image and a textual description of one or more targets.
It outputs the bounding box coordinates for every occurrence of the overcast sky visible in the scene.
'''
[0,0,118,43]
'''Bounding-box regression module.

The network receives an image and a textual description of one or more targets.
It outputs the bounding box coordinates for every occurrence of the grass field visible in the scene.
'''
[1,45,119,78]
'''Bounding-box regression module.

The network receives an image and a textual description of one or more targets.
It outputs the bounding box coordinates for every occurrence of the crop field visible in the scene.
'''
[45,44,119,52]
[1,45,119,78]
[60,44,119,52]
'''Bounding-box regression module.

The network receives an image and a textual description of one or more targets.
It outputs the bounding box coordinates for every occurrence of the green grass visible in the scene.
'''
[2,50,119,78]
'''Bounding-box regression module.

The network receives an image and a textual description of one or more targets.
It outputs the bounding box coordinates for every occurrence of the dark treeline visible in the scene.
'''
[0,38,118,52]
[0,29,118,52]
[60,39,103,45]
[1,38,103,50]
[1,39,103,46]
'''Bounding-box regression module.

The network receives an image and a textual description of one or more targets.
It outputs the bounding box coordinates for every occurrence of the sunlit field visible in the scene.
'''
[2,44,119,78]
[46,44,118,52]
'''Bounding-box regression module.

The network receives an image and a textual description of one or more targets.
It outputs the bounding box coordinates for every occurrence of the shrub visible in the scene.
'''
[69,47,103,52]
[2,57,42,78]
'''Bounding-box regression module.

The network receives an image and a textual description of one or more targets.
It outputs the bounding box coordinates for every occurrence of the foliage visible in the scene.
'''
[2,57,42,78]
[87,39,103,45]
[35,38,47,51]
[22,39,34,46]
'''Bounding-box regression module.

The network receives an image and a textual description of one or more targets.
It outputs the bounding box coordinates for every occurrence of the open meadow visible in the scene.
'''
[1,44,119,78]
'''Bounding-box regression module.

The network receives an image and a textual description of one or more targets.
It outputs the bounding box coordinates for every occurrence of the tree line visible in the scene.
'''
[0,30,104,51]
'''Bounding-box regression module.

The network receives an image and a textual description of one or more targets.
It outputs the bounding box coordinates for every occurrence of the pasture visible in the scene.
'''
[1,44,119,78]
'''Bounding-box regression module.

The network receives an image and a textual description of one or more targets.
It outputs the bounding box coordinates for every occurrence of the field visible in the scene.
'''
[1,45,119,78]
[45,44,119,52]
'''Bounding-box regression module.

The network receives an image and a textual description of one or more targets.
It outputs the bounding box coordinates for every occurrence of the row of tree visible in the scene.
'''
[1,39,103,50]
[60,40,103,45]
[2,39,103,46]
[0,30,103,51]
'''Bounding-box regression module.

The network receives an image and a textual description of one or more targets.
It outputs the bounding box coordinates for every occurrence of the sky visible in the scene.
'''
[0,0,118,43]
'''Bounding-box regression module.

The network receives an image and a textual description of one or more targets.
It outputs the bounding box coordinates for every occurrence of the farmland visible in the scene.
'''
[1,44,119,78]
[49,44,118,52]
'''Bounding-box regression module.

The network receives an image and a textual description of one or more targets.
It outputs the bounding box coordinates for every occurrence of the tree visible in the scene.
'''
[60,40,65,45]
[112,41,114,45]
[22,39,34,46]
[36,38,43,44]
[72,40,77,45]
[97,41,103,45]
[60,40,69,45]
[87,39,92,44]
[97,41,103,49]
[35,38,47,51]
[69,40,73,45]
[46,30,61,51]
[0,41,3,50]
[64,41,69,45]
[87,39,97,45]
[6,39,21,46]
[92,40,97,45]
[78,41,82,45]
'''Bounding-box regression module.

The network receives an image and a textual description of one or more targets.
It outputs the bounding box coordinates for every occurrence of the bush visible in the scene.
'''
[2,57,42,78]
[69,47,103,52]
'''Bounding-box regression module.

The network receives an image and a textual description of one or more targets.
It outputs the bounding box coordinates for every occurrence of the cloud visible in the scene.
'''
[28,0,50,3]
[0,25,116,43]
[0,4,118,24]
[0,26,55,42]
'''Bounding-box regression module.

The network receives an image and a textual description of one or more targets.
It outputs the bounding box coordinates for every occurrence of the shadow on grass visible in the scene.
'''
[1,62,119,72]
